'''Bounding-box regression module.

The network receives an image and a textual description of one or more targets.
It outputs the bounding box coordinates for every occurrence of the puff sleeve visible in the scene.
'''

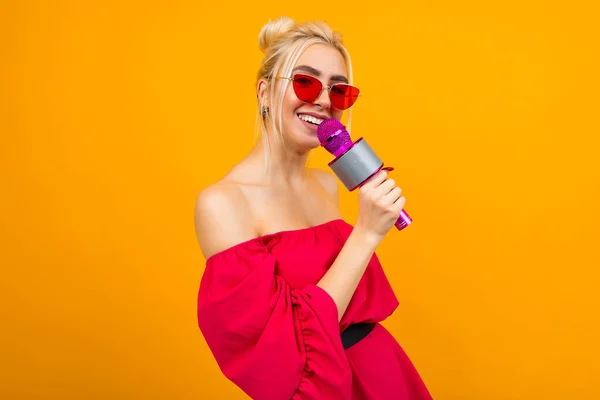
[197,238,352,400]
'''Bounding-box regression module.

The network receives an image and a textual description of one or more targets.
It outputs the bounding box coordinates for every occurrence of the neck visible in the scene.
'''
[248,133,311,186]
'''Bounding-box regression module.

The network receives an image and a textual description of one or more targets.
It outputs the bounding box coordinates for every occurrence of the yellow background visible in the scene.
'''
[2,0,599,399]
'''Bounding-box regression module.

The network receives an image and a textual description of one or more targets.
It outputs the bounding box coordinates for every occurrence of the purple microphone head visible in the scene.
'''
[316,118,353,158]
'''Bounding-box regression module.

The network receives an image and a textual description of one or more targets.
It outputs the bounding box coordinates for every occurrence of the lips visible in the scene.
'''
[298,116,319,131]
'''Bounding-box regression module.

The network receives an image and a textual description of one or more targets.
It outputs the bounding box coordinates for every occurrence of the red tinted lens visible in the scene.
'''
[329,84,360,110]
[292,74,322,103]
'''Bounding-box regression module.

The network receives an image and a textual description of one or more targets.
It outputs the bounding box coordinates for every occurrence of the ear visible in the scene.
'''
[256,79,270,108]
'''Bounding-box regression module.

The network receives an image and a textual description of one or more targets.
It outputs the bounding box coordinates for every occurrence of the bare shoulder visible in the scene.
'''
[309,168,339,202]
[194,181,257,260]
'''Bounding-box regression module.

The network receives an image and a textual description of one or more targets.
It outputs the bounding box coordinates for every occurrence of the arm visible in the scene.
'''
[311,168,382,321]
[194,182,257,259]
[195,182,353,399]
[317,228,379,322]
[310,168,382,322]
[196,173,386,324]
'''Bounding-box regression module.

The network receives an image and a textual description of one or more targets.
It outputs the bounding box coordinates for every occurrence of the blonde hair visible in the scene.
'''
[255,17,354,173]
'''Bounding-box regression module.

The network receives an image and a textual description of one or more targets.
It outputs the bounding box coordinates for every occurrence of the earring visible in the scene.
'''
[261,106,269,117]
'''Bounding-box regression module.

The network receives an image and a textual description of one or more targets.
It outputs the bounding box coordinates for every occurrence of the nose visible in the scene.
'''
[313,86,331,109]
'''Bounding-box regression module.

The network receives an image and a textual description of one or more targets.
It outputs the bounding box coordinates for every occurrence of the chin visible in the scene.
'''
[295,135,321,152]
[283,122,321,151]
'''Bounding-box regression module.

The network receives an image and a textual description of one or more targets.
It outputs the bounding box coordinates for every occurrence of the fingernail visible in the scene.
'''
[381,167,395,172]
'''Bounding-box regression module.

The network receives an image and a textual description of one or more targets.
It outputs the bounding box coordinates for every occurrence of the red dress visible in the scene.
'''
[197,218,432,399]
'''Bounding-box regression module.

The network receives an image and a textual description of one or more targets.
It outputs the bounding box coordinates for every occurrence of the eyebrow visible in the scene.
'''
[292,65,349,83]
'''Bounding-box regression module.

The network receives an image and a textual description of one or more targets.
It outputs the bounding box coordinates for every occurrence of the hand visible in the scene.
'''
[355,170,406,244]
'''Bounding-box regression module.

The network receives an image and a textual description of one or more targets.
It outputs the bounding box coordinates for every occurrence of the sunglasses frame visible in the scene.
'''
[272,74,360,110]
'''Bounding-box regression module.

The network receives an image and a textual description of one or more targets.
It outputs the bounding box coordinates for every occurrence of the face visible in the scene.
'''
[266,44,350,151]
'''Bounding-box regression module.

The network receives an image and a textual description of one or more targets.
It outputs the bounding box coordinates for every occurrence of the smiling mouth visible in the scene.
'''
[297,114,324,126]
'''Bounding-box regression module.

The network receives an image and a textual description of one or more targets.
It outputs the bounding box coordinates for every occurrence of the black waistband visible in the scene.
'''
[341,322,376,350]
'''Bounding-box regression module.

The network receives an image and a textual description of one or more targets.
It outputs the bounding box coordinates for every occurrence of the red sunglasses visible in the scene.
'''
[274,74,360,110]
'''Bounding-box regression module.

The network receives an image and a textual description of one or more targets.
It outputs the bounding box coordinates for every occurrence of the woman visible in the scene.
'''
[194,17,432,400]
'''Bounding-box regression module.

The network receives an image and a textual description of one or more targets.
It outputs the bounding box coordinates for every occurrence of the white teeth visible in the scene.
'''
[298,114,324,125]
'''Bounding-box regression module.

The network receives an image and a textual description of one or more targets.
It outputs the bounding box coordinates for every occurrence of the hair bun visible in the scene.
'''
[258,17,296,53]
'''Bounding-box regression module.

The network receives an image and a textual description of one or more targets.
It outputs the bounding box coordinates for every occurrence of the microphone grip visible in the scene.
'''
[395,209,412,230]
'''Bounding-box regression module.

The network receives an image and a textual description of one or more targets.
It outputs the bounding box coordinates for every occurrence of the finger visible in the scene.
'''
[360,170,388,191]
[373,178,396,197]
[381,187,402,205]
[393,196,406,210]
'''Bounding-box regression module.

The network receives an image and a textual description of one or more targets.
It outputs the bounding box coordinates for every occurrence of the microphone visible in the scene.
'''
[316,118,412,231]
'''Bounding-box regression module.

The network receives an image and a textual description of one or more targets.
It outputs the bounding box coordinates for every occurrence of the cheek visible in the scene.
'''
[283,86,303,111]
